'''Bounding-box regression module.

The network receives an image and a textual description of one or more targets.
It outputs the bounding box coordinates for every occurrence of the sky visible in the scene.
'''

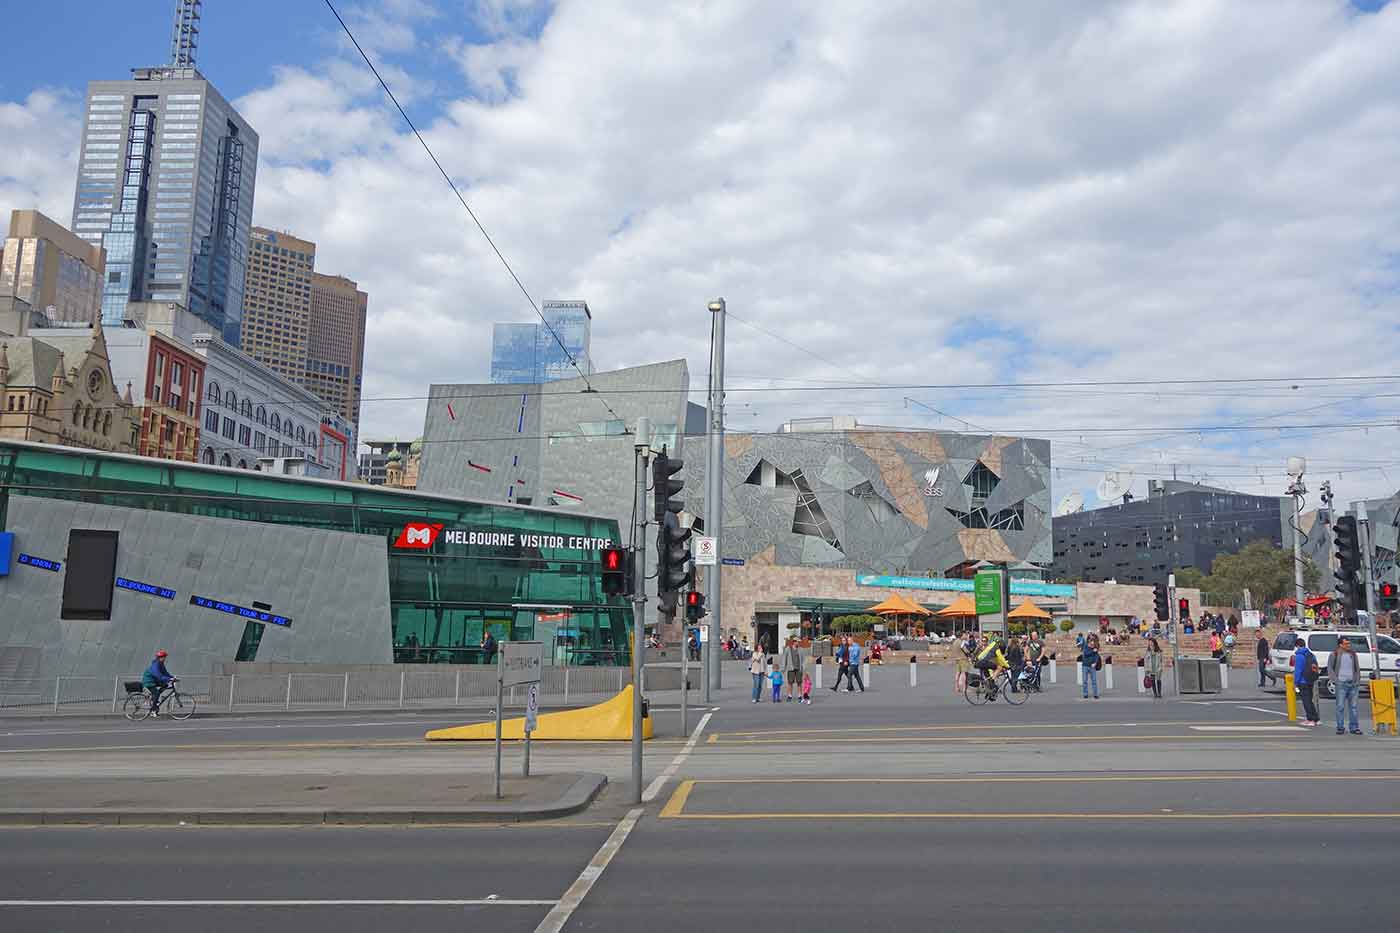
[2,0,1399,517]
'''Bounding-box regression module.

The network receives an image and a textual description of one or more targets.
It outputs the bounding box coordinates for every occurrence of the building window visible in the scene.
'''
[207,381,220,404]
[271,413,281,433]
[219,453,231,467]
[254,431,266,453]
[222,417,235,440]
[225,389,237,409]
[204,409,219,432]
[238,425,252,447]
[202,447,215,464]
[240,399,252,419]
[256,405,267,426]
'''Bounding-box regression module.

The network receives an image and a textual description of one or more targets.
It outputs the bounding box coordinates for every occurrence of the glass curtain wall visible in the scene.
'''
[0,443,631,665]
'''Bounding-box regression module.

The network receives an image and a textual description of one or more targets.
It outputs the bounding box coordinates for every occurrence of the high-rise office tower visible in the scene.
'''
[307,272,368,433]
[240,227,367,435]
[489,300,592,384]
[0,210,106,324]
[71,0,258,346]
[240,227,315,381]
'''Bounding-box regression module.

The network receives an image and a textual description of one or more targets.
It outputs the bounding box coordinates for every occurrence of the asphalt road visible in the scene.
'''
[2,671,1396,932]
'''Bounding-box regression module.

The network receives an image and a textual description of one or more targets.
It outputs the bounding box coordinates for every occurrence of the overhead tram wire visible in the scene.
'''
[319,0,629,429]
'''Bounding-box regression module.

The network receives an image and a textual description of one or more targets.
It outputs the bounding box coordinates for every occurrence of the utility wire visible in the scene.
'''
[320,0,629,428]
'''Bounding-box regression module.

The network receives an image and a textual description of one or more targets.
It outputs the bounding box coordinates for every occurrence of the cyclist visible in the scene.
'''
[974,635,1009,697]
[143,650,175,717]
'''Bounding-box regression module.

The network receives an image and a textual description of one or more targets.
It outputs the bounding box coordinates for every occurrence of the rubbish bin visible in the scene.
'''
[1178,657,1203,693]
[1199,658,1222,693]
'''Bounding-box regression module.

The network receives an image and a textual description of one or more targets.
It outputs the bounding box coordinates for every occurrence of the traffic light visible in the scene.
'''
[1177,597,1190,621]
[685,590,706,621]
[1380,581,1398,611]
[600,546,631,597]
[652,451,685,521]
[1333,515,1361,617]
[1152,583,1170,622]
[656,512,693,616]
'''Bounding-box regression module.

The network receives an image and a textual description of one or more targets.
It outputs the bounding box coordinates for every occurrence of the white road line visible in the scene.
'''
[1239,706,1289,717]
[0,719,464,740]
[643,711,713,803]
[1189,725,1305,732]
[0,899,556,908]
[535,806,644,933]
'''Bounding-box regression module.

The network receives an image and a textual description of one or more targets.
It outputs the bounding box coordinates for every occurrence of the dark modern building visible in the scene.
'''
[1051,481,1289,584]
[0,440,631,683]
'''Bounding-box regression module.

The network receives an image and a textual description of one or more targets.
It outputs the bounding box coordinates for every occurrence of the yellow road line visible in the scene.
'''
[710,720,1272,738]
[660,811,1400,821]
[705,734,1309,745]
[678,773,1400,785]
[659,780,695,819]
[0,739,687,755]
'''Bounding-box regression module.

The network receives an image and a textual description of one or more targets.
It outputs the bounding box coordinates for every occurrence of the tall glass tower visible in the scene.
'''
[489,300,592,384]
[70,0,258,347]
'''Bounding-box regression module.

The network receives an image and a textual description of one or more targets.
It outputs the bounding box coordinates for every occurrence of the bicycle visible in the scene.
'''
[121,678,197,721]
[964,666,1029,706]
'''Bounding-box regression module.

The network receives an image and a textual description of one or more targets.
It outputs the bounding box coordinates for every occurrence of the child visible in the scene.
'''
[770,667,783,703]
[801,672,812,705]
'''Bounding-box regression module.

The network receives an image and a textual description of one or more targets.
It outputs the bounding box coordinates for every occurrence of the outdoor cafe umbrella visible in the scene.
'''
[866,593,933,637]
[1007,598,1052,620]
[937,593,978,633]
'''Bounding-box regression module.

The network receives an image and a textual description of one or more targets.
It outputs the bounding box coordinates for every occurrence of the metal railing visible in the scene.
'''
[0,667,641,716]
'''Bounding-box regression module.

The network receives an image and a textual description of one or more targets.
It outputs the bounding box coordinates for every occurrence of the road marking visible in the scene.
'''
[669,773,1400,785]
[708,719,1266,739]
[1189,725,1304,732]
[705,733,1311,745]
[1239,706,1289,717]
[660,811,1400,821]
[0,719,467,740]
[0,737,689,756]
[643,711,713,802]
[535,806,644,933]
[0,899,557,907]
[660,780,696,818]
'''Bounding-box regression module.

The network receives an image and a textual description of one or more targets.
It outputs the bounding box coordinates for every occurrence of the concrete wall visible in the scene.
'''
[0,496,391,680]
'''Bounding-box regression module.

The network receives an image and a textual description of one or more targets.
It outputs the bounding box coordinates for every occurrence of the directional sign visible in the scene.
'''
[500,640,543,686]
[693,535,717,566]
[525,684,540,732]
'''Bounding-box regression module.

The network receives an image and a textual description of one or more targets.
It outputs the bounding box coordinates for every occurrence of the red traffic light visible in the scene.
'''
[602,547,624,572]
[686,591,700,607]
[1381,582,1397,598]
[1178,597,1190,614]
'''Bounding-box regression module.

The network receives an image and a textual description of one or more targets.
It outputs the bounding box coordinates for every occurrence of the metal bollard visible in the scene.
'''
[1076,662,1083,686]
[1220,659,1229,691]
[1049,659,1058,684]
[862,661,871,687]
[454,670,461,706]
[814,657,823,690]
[909,655,917,687]
[564,667,571,705]
[1136,660,1145,694]
[1104,659,1114,691]
[1285,673,1297,721]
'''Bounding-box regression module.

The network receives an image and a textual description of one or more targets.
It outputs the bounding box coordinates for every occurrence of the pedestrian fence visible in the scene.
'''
[0,666,647,716]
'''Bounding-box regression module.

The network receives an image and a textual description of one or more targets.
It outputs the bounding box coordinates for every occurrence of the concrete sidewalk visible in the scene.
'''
[0,770,607,826]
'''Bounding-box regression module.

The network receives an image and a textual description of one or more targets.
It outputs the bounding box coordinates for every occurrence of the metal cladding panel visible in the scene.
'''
[0,496,391,680]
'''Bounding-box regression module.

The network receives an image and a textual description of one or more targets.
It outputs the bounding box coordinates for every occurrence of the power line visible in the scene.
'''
[320,0,629,429]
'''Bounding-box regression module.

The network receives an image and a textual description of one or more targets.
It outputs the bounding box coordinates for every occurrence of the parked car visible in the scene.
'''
[1268,628,1400,698]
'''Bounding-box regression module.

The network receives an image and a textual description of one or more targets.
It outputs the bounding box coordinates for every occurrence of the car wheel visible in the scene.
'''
[1318,679,1335,700]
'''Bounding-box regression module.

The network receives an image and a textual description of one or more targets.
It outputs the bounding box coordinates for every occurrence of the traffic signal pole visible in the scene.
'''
[1356,502,1381,682]
[631,418,651,805]
[705,298,727,698]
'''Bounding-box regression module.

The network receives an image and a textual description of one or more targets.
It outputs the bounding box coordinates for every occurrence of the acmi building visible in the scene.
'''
[0,441,630,684]
[417,361,1068,648]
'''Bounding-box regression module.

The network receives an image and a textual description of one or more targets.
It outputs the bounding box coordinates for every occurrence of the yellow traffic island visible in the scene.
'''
[425,685,654,741]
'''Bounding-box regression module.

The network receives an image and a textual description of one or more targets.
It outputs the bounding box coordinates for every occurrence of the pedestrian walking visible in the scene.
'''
[1143,637,1164,699]
[847,638,865,692]
[1292,637,1321,726]
[1006,636,1024,692]
[781,636,804,702]
[801,672,813,705]
[1081,634,1101,699]
[1327,636,1364,735]
[749,645,768,703]
[831,636,851,691]
[1256,631,1276,687]
[770,666,784,703]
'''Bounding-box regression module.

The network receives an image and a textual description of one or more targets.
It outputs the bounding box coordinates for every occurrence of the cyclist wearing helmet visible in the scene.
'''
[974,634,1009,692]
[143,650,175,716]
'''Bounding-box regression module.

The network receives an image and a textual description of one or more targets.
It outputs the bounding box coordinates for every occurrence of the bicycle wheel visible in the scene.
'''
[964,675,989,706]
[1001,677,1028,706]
[122,694,150,722]
[163,690,196,721]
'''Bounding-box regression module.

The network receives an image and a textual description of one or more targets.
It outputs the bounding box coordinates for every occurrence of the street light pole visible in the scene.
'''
[1286,459,1307,622]
[705,297,726,698]
[630,417,651,805]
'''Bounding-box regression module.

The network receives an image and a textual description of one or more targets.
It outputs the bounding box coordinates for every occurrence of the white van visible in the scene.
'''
[1268,629,1400,698]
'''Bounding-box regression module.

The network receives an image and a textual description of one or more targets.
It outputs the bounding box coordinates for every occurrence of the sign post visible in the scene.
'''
[975,567,1009,635]
[693,536,717,566]
[496,640,543,798]
[523,684,540,777]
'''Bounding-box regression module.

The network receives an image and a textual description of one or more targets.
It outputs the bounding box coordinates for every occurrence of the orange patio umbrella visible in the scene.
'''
[866,594,933,616]
[937,594,977,616]
[1007,598,1052,620]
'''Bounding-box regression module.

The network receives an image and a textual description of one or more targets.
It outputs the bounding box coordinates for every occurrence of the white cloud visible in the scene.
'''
[0,89,80,238]
[228,0,1400,508]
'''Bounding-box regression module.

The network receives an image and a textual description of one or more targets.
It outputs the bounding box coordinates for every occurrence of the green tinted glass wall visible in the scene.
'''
[0,443,632,665]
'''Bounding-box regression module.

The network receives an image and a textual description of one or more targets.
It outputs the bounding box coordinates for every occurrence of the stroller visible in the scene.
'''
[1017,660,1044,693]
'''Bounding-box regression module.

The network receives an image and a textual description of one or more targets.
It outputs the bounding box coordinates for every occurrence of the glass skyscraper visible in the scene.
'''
[489,300,592,384]
[71,56,257,346]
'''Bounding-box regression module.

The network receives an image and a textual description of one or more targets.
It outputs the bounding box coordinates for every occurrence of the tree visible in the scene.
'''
[1178,540,1321,606]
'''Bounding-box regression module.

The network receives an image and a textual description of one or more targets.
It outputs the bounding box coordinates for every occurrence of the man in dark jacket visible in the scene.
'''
[142,650,175,716]
[1292,638,1320,725]
[1256,632,1276,687]
[481,631,498,664]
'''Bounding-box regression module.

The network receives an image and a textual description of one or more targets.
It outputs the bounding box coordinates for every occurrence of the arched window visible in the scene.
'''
[237,459,248,470]
[256,405,267,426]
[202,447,215,464]
[282,414,292,435]
[240,399,252,419]
[219,453,231,467]
[207,381,220,404]
[296,425,306,443]
[271,413,281,432]
[72,401,82,425]
[102,412,111,436]
[82,406,91,430]
[224,389,237,409]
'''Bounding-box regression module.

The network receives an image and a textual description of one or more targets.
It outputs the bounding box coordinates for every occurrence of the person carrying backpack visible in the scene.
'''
[1291,636,1320,726]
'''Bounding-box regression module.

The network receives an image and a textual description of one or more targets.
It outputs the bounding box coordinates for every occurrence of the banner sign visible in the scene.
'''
[116,577,176,600]
[501,640,544,687]
[394,521,613,553]
[855,574,1075,598]
[974,571,1004,615]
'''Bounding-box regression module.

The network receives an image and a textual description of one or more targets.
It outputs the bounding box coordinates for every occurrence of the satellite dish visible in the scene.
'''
[1054,492,1084,517]
[1096,467,1137,504]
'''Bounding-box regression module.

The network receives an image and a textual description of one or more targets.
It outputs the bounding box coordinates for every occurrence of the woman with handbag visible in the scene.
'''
[1143,637,1164,699]
[749,643,769,703]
